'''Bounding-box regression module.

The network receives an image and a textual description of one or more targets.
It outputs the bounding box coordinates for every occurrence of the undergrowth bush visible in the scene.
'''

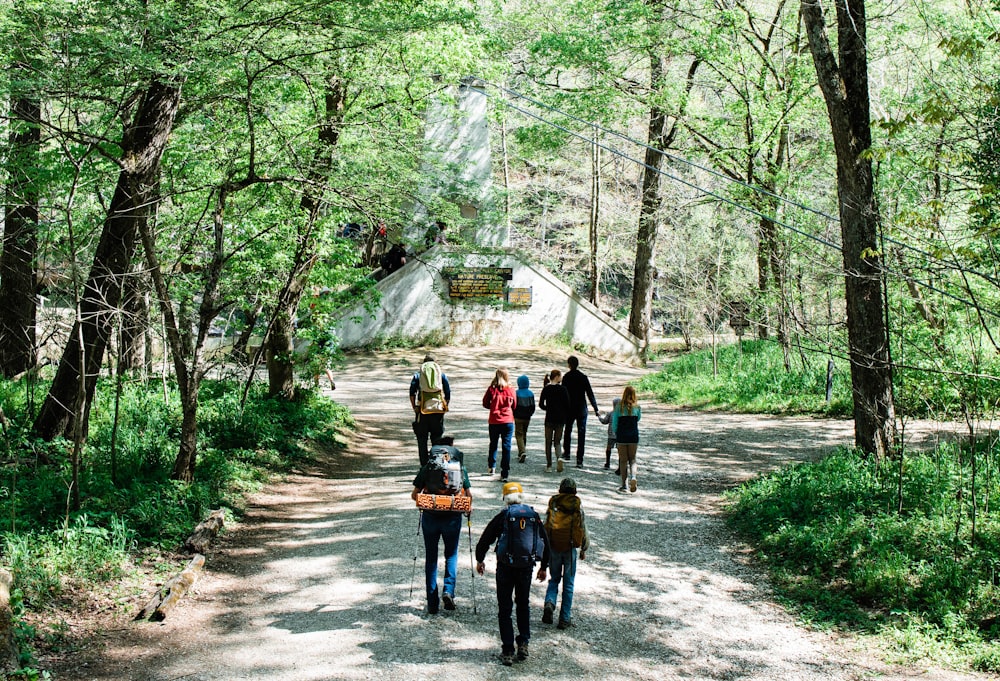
[0,377,351,611]
[725,446,1000,667]
[638,339,853,415]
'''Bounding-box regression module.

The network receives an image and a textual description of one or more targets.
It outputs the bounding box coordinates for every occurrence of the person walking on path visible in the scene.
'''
[611,386,642,493]
[597,397,621,472]
[410,355,451,466]
[476,482,548,666]
[541,477,589,629]
[561,356,600,468]
[539,369,571,473]
[483,368,516,481]
[411,438,472,614]
[513,374,536,464]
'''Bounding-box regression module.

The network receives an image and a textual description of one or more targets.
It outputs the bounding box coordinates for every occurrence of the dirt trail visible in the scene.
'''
[49,347,983,681]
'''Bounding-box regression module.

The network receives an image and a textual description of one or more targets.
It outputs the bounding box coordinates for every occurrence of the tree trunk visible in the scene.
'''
[628,53,670,345]
[0,59,41,378]
[119,268,150,374]
[802,0,896,458]
[32,78,182,441]
[628,51,699,347]
[266,72,347,398]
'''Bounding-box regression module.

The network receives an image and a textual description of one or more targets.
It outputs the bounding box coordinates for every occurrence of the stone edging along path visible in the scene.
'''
[50,347,985,681]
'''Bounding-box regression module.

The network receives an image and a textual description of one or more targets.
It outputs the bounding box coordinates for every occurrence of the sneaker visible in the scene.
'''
[575,462,583,468]
[500,652,515,667]
[613,468,620,475]
[557,618,574,630]
[500,477,508,483]
[617,485,627,493]
[556,459,564,473]
[630,477,637,493]
[518,453,526,463]
[488,467,495,475]
[517,643,529,661]
[442,593,455,610]
[545,466,552,473]
[603,462,610,469]
[542,602,554,624]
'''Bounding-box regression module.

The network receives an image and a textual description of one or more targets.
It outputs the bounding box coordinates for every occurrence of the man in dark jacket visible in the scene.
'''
[476,482,549,666]
[561,356,600,468]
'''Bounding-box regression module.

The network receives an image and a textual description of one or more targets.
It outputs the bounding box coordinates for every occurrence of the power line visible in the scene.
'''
[474,80,1000,324]
[480,80,1000,295]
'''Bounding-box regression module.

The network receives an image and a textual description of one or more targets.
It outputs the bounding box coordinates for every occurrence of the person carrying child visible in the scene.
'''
[513,374,536,464]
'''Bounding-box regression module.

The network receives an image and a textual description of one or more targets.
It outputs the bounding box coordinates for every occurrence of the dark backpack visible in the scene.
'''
[496,504,545,568]
[424,448,463,495]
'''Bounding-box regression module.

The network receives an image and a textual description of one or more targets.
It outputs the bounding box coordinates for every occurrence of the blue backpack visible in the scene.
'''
[496,504,545,568]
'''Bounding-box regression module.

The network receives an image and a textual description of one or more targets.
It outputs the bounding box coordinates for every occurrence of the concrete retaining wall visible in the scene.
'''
[333,247,643,362]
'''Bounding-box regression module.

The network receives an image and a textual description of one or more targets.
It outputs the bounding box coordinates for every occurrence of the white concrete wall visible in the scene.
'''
[334,247,643,362]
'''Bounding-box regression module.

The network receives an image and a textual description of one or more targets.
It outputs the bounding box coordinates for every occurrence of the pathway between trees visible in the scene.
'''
[51,347,984,680]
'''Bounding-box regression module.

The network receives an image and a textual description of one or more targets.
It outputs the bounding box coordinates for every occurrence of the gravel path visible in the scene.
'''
[51,347,985,681]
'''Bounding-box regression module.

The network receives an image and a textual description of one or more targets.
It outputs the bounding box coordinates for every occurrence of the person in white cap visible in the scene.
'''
[475,482,549,666]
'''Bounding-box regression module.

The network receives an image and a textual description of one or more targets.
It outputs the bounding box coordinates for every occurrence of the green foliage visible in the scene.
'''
[725,446,1000,666]
[637,340,852,415]
[0,376,351,578]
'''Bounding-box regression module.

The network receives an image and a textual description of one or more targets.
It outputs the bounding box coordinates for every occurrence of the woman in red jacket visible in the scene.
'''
[483,368,517,482]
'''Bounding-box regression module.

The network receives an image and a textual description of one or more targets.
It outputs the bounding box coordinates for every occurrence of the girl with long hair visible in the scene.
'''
[611,386,641,492]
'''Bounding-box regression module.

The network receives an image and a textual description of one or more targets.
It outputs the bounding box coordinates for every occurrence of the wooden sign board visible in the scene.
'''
[444,267,513,300]
[506,287,532,307]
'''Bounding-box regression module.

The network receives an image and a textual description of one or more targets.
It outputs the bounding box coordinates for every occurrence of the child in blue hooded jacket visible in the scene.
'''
[513,374,536,463]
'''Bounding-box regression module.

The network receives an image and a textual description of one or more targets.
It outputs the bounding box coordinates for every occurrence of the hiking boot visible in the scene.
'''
[442,593,455,610]
[556,459,564,473]
[542,602,554,624]
[557,618,574,630]
[500,652,515,667]
[517,643,529,661]
[630,477,637,493]
[613,468,620,475]
[518,453,526,463]
[617,484,627,493]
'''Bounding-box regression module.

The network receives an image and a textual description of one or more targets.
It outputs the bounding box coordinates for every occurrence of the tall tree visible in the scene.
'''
[33,77,182,441]
[801,0,895,458]
[0,11,42,378]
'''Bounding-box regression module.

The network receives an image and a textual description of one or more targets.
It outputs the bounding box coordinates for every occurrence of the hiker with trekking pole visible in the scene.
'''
[411,436,473,614]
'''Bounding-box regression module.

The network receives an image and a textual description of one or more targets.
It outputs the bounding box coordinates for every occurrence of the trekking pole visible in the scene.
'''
[467,512,477,614]
[410,510,422,599]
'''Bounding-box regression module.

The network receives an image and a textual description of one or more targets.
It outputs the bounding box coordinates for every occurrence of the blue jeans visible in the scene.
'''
[488,422,514,477]
[544,548,577,623]
[421,511,462,611]
[496,564,533,654]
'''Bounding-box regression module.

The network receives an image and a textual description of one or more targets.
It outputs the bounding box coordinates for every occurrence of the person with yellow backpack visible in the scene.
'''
[541,477,589,629]
[409,354,451,466]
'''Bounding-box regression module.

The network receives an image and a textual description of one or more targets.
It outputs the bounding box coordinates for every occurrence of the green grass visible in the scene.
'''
[725,447,1000,671]
[0,378,352,608]
[638,339,853,415]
